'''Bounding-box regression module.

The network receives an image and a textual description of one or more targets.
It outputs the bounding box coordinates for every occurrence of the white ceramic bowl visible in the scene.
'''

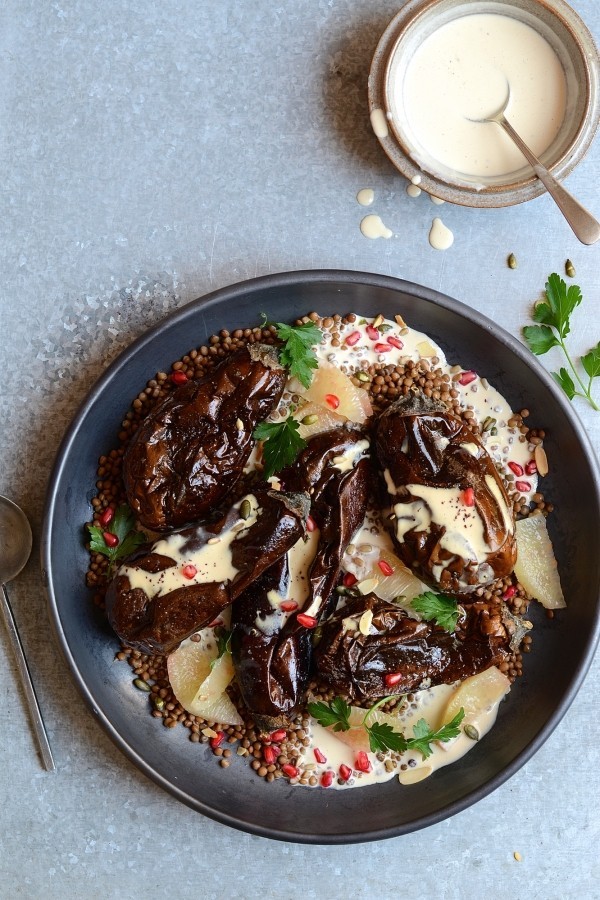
[368,0,600,207]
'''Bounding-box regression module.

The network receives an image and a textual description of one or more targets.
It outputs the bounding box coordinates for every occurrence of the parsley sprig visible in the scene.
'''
[307,696,465,757]
[210,628,232,670]
[261,315,323,389]
[254,417,307,479]
[411,591,459,633]
[523,273,599,411]
[87,504,146,576]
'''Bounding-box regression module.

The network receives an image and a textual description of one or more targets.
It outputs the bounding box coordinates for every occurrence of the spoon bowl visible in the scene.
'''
[0,496,33,583]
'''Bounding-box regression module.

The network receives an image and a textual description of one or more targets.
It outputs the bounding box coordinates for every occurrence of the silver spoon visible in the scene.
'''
[473,86,600,246]
[0,496,55,771]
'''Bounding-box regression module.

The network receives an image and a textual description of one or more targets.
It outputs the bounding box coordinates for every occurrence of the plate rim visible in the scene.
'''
[41,268,600,844]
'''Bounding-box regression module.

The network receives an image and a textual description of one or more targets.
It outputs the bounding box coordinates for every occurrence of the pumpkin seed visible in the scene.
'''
[464,724,480,741]
[565,259,576,278]
[302,414,319,425]
[507,253,517,269]
[356,371,370,383]
[133,678,151,692]
[240,498,252,520]
[151,695,165,710]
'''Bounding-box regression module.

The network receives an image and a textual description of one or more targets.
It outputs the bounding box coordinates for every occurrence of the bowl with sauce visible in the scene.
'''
[368,0,600,207]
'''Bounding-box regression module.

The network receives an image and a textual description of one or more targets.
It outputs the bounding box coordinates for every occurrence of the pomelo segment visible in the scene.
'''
[440,666,510,730]
[167,630,242,726]
[513,515,565,609]
[293,401,347,439]
[357,549,429,606]
[298,362,372,424]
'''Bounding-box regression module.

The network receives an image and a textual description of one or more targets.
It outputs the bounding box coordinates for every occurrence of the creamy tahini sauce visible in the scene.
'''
[257,527,321,635]
[370,108,389,139]
[356,188,375,207]
[395,14,567,178]
[429,217,454,250]
[298,679,509,789]
[121,494,261,595]
[360,214,393,240]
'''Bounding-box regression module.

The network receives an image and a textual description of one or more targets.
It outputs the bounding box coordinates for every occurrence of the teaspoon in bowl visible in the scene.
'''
[472,86,600,245]
[0,495,55,771]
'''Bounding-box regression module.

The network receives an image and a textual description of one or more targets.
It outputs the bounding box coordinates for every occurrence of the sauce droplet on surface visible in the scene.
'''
[360,214,393,240]
[370,108,389,139]
[428,217,454,250]
[356,188,375,207]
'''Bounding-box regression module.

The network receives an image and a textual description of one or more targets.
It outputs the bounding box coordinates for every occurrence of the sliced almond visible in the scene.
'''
[358,609,373,635]
[534,445,548,476]
[394,313,406,327]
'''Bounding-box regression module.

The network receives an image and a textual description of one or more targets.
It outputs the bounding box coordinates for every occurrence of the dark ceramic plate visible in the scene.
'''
[42,270,600,844]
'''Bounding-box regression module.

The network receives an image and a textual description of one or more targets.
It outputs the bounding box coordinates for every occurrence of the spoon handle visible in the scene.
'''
[1,584,56,771]
[498,116,600,246]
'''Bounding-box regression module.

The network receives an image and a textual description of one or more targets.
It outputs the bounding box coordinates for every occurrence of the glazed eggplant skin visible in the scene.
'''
[123,345,286,531]
[376,394,516,593]
[313,594,509,701]
[105,490,309,656]
[231,427,371,729]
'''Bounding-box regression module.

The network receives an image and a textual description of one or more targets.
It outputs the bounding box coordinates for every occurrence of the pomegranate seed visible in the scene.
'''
[515,480,532,493]
[182,564,197,579]
[280,600,298,612]
[170,370,188,385]
[385,672,403,687]
[263,745,277,765]
[209,731,225,749]
[345,330,361,346]
[98,507,114,527]
[282,764,298,779]
[386,335,404,349]
[270,729,287,742]
[321,770,334,788]
[458,370,477,386]
[297,613,317,629]
[378,559,394,576]
[339,764,352,782]
[355,751,371,773]
[525,460,537,476]
[306,515,317,532]
[374,343,392,353]
[343,572,357,587]
[325,393,340,410]
[103,531,119,548]
[462,487,475,507]
[366,325,379,340]
[314,747,327,764]
[208,617,224,628]
[508,461,524,477]
[503,585,517,600]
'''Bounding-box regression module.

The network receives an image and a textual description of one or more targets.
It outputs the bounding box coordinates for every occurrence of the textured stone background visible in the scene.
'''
[0,1,599,897]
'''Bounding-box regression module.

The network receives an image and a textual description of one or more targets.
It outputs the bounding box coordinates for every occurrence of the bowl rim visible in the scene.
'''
[368,0,600,207]
[41,269,600,843]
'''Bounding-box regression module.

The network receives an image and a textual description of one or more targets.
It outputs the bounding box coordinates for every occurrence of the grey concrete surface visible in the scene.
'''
[1,1,599,897]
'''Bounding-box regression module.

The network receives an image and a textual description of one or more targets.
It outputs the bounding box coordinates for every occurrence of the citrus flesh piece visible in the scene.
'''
[167,630,242,726]
[440,666,510,730]
[298,361,373,424]
[357,548,429,606]
[513,515,565,609]
[293,401,347,439]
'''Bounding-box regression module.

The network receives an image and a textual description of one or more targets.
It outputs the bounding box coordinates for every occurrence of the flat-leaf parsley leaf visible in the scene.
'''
[87,504,147,576]
[411,591,459,633]
[254,418,307,480]
[523,274,599,411]
[261,315,323,389]
[308,696,465,758]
